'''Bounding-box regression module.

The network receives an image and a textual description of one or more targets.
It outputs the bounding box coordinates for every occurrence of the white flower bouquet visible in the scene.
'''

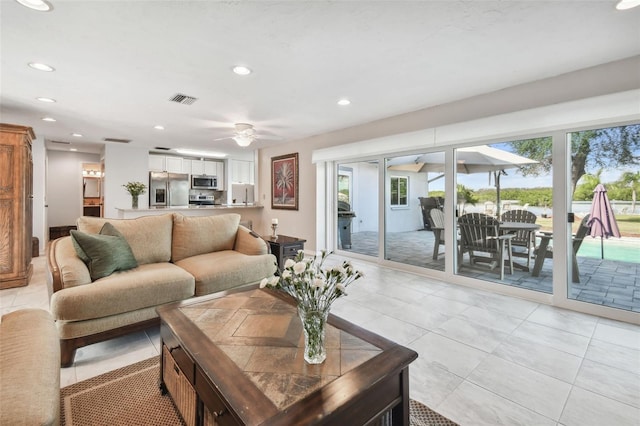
[260,250,364,311]
[260,250,364,363]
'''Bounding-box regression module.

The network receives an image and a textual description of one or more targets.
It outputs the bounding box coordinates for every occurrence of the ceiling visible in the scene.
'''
[1,1,639,157]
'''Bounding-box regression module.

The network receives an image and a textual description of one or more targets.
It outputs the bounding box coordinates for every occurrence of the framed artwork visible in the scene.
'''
[271,152,299,210]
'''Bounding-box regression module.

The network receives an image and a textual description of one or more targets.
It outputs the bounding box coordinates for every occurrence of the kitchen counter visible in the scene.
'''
[114,204,264,220]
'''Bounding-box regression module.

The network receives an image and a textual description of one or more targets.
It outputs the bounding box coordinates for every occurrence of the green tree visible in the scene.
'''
[618,171,640,213]
[573,171,602,201]
[456,184,478,214]
[509,125,640,197]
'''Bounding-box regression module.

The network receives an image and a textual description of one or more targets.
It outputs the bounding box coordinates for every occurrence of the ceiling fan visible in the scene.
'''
[214,123,271,147]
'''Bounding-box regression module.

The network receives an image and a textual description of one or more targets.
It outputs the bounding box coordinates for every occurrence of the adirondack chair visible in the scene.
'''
[457,213,514,280]
[531,214,591,283]
[501,209,538,269]
[429,208,445,260]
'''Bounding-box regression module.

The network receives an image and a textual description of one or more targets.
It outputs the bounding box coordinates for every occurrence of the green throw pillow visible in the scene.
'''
[70,222,138,281]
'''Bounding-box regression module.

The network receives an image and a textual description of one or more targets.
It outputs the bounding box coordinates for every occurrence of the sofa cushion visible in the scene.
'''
[0,309,60,426]
[175,250,277,296]
[77,214,173,265]
[71,223,138,281]
[234,225,269,256]
[172,213,241,262]
[50,263,195,321]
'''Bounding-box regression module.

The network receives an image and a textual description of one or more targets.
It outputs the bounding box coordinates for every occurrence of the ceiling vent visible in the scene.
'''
[169,93,198,105]
[49,140,70,145]
[103,137,131,143]
[154,146,171,150]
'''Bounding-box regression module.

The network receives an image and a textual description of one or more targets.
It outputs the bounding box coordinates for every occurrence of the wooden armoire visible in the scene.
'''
[0,123,34,289]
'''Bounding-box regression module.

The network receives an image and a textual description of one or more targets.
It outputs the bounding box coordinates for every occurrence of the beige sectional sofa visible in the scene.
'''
[47,212,276,367]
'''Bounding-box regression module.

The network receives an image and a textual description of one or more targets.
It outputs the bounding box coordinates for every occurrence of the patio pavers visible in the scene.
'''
[343,230,640,312]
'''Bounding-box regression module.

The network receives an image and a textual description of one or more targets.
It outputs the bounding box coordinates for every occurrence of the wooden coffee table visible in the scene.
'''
[158,287,417,426]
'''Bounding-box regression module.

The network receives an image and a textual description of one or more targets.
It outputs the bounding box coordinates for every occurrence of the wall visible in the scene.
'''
[103,144,150,218]
[47,150,101,228]
[32,137,46,254]
[258,56,640,251]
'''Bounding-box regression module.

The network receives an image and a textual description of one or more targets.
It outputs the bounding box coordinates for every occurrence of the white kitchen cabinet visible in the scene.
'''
[149,155,165,171]
[231,159,254,184]
[165,156,183,173]
[214,161,225,189]
[204,161,217,176]
[149,155,184,173]
[181,159,192,174]
[191,159,204,175]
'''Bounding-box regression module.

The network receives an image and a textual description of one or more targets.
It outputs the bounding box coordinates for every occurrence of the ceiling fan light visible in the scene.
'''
[15,0,51,11]
[233,135,253,147]
[616,0,640,9]
[28,62,55,72]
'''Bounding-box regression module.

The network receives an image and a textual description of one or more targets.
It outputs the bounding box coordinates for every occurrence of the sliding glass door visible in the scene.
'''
[384,152,446,271]
[566,124,640,312]
[336,161,379,258]
[454,140,552,293]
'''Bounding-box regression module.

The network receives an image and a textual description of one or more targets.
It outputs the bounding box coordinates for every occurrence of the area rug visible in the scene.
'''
[61,356,457,426]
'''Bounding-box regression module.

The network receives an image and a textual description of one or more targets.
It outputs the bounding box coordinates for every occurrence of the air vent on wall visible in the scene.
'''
[103,137,131,143]
[169,93,198,105]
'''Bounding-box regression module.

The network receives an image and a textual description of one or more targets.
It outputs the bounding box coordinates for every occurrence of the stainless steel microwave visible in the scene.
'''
[191,175,217,190]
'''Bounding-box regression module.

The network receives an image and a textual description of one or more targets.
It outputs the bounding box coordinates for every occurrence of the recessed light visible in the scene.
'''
[28,62,55,72]
[154,125,165,130]
[616,0,640,9]
[36,97,56,103]
[71,133,83,137]
[232,65,252,76]
[69,148,78,152]
[15,0,52,11]
[41,117,56,122]
[337,99,351,106]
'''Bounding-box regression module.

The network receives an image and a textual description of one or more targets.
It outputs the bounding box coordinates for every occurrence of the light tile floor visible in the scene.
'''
[1,255,639,425]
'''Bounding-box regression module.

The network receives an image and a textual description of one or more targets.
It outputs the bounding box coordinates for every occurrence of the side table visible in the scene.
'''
[263,235,306,270]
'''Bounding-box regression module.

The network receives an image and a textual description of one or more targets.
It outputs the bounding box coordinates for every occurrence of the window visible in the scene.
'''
[390,176,408,207]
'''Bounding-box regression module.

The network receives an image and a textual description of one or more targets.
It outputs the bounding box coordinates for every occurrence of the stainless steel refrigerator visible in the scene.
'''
[149,172,189,207]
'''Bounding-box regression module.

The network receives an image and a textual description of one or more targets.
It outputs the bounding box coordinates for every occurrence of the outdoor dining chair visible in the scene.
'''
[532,214,591,283]
[457,213,514,280]
[429,208,445,260]
[501,209,538,269]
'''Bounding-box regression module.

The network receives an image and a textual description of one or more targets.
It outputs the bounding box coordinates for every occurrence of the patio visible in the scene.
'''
[344,230,640,312]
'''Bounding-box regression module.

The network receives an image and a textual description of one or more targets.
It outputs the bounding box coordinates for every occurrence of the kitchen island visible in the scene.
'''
[115,204,265,229]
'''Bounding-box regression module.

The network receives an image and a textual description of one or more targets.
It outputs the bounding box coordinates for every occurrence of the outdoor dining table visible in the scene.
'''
[499,221,541,272]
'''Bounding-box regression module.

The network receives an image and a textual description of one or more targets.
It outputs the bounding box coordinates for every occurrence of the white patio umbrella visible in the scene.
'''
[388,145,538,216]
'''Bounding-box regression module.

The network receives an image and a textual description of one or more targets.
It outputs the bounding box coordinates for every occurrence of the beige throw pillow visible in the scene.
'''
[77,214,173,265]
[171,213,240,262]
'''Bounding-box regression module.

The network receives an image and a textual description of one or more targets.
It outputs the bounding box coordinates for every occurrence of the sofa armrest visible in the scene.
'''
[234,225,269,255]
[0,309,60,426]
[47,236,92,295]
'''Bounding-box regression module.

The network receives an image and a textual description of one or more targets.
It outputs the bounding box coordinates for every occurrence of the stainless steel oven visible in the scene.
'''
[191,175,217,190]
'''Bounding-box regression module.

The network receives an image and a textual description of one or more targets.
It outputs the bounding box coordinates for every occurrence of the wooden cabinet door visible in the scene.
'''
[0,124,34,288]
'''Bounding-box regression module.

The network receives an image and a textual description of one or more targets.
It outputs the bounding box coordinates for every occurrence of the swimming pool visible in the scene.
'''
[577,236,640,263]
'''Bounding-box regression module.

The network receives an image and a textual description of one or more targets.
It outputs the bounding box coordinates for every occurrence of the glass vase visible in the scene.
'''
[131,195,139,209]
[298,306,329,364]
